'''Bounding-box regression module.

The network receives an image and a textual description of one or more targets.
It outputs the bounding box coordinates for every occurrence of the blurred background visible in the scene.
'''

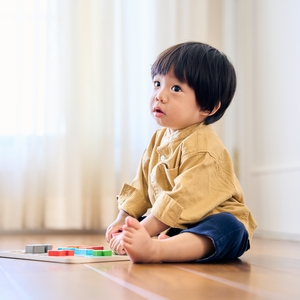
[0,0,299,241]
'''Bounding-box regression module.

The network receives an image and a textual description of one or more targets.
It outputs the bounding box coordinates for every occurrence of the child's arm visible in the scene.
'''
[140,213,169,237]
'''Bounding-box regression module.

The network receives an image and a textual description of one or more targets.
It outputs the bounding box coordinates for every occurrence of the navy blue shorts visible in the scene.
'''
[166,212,249,262]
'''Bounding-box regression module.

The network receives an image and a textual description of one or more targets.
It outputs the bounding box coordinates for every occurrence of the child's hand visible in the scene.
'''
[109,233,126,255]
[105,210,129,242]
[105,223,123,242]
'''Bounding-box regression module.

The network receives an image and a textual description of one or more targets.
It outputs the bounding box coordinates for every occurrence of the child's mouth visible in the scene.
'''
[153,107,165,117]
[153,107,165,114]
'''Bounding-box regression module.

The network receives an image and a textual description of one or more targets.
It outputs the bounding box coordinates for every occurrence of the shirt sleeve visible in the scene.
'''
[117,183,151,218]
[117,147,153,218]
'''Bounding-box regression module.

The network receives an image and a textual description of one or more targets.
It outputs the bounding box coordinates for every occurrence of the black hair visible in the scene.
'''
[151,42,236,124]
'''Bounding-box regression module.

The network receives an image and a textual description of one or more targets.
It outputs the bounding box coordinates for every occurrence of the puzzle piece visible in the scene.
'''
[74,248,94,256]
[65,245,104,250]
[48,250,74,256]
[25,244,53,254]
[58,247,76,251]
[78,246,104,250]
[93,250,112,256]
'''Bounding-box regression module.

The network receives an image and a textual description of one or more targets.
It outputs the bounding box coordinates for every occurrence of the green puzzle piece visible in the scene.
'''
[93,250,112,256]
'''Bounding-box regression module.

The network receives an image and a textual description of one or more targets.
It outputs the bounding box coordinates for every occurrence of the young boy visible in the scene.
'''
[106,42,257,263]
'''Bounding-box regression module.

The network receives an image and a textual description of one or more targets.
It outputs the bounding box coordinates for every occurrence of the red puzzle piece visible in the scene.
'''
[48,250,74,256]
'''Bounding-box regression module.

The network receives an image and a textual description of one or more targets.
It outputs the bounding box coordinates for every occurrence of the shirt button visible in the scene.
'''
[160,155,165,161]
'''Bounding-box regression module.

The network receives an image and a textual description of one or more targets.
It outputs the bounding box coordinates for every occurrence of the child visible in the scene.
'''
[106,42,257,263]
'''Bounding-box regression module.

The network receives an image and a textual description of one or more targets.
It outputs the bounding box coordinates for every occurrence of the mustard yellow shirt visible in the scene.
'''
[117,123,257,241]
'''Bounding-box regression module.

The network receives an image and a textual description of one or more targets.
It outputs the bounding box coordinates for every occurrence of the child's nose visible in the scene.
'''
[155,89,167,103]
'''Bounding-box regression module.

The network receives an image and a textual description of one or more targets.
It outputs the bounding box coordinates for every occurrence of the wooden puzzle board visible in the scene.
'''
[0,250,130,264]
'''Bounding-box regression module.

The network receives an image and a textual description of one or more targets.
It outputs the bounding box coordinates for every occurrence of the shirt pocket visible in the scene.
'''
[156,163,179,190]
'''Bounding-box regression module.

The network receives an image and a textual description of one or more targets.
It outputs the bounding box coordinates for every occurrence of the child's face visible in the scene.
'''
[150,72,207,132]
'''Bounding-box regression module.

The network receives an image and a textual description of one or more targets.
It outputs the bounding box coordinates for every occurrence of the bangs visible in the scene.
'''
[151,46,187,83]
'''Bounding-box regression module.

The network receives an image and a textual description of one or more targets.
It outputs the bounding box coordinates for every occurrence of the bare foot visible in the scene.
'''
[121,216,161,263]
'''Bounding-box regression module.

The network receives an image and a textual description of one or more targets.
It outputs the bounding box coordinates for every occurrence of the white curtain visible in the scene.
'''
[0,0,229,231]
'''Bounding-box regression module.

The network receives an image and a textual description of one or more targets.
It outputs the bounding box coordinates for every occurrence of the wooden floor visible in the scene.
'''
[0,233,299,299]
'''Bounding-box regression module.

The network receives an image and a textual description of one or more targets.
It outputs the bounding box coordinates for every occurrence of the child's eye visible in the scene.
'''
[172,85,182,92]
[154,81,160,87]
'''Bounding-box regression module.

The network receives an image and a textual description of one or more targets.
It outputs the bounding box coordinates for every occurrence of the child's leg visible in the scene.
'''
[121,216,215,263]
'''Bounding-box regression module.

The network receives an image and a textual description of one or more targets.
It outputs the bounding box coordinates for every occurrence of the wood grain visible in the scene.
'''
[0,234,299,299]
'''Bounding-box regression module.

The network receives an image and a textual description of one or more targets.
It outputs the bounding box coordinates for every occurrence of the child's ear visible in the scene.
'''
[201,101,221,116]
